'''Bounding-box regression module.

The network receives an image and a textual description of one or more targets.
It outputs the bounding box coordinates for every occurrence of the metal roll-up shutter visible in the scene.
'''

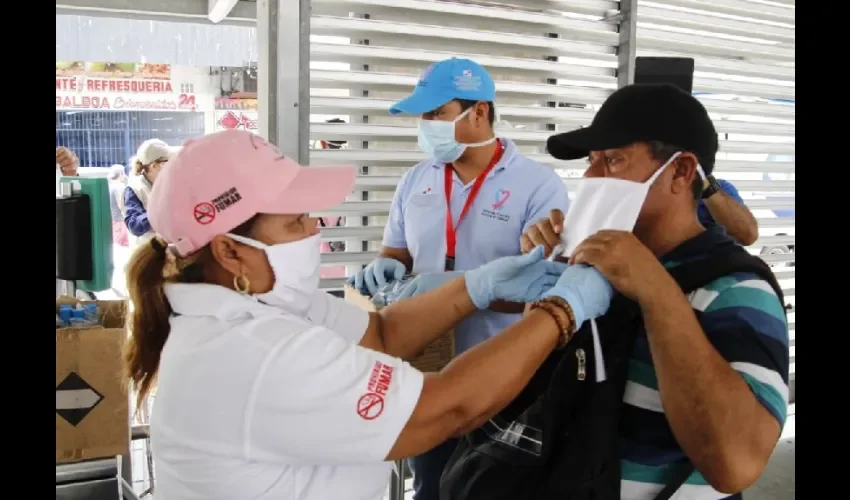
[635,0,795,400]
[311,0,625,289]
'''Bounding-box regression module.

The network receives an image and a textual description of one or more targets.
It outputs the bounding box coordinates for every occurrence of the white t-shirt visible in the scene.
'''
[151,284,425,500]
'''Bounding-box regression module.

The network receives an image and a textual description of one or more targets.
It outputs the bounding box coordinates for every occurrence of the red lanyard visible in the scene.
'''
[444,139,504,270]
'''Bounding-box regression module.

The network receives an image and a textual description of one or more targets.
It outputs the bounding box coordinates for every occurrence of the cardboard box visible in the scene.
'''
[56,297,130,464]
[344,286,455,372]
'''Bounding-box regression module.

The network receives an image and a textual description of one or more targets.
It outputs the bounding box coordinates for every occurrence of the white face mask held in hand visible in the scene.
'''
[556,152,681,383]
[559,152,682,258]
[227,233,321,315]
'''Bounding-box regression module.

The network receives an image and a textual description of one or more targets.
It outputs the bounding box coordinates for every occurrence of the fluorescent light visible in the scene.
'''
[208,0,240,24]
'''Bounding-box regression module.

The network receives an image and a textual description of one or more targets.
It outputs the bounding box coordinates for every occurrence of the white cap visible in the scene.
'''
[136,139,179,165]
[108,164,126,179]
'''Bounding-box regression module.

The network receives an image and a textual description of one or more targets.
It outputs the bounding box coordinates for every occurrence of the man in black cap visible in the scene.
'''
[520,84,789,498]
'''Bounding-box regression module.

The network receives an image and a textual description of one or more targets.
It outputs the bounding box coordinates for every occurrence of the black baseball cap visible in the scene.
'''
[546,83,719,174]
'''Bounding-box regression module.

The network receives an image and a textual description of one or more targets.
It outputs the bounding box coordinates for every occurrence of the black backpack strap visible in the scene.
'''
[653,462,695,500]
[666,247,785,305]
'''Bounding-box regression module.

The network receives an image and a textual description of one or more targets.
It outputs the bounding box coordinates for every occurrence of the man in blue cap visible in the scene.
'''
[348,57,571,500]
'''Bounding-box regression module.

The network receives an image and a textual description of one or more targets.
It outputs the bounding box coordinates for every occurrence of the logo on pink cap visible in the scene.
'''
[192,187,244,225]
[193,202,216,225]
[150,129,357,258]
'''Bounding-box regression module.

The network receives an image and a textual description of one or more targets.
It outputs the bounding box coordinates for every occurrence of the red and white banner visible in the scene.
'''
[56,92,214,112]
[214,110,259,133]
[56,76,175,94]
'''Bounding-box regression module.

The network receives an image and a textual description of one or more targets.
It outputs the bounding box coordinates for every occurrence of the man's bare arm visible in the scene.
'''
[703,188,759,245]
[640,276,782,493]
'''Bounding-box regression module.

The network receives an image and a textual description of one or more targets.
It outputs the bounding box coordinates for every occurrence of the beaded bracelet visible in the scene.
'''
[530,300,574,349]
[538,295,577,335]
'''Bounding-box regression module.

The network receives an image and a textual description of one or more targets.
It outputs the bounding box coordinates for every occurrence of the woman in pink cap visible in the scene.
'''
[123,129,612,500]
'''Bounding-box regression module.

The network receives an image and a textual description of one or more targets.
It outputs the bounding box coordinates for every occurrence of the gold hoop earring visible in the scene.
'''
[233,275,251,294]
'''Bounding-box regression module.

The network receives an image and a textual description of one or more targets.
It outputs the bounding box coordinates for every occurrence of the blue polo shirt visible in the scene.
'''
[697,178,744,226]
[383,138,571,354]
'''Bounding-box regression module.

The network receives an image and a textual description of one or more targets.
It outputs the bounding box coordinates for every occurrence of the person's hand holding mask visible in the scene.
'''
[569,230,667,304]
[520,208,565,260]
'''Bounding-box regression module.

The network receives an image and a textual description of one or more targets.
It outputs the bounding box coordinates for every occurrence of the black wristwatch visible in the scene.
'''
[702,175,721,199]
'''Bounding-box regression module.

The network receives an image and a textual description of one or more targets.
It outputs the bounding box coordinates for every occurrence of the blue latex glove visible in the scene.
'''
[346,257,407,297]
[541,264,614,330]
[395,271,464,301]
[464,246,568,309]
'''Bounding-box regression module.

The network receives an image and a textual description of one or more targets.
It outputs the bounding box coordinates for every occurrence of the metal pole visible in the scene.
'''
[389,467,401,500]
[389,459,406,500]
[616,0,638,88]
[257,0,311,164]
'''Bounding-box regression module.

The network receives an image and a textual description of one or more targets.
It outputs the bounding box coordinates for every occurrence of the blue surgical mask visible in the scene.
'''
[418,108,496,164]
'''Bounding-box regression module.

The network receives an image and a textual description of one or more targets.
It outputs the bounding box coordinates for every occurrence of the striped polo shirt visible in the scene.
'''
[619,226,789,500]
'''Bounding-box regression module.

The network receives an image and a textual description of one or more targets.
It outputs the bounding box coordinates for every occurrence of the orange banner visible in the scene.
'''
[55,62,171,80]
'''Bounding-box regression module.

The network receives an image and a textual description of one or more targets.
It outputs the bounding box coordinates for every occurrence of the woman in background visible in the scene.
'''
[123,139,177,249]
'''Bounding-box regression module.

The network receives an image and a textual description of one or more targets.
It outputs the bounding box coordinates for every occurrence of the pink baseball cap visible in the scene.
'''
[148,129,355,257]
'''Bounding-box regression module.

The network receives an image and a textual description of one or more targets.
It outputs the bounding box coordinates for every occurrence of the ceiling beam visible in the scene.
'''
[56,0,256,26]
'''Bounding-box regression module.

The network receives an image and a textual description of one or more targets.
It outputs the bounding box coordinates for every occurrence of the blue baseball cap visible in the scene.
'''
[389,57,496,115]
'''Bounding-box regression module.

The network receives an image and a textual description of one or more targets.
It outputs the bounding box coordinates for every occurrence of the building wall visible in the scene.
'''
[57,64,232,167]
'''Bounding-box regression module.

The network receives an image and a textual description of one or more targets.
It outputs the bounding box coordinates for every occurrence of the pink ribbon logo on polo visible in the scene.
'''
[493,189,511,210]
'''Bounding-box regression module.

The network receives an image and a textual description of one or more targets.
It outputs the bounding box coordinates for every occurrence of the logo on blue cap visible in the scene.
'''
[417,64,436,88]
[389,58,496,115]
[420,64,435,81]
[453,69,482,92]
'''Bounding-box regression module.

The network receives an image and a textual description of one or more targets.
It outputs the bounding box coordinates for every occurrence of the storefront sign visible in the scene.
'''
[56,61,176,99]
[215,98,258,111]
[56,77,173,93]
[56,61,171,80]
[215,110,259,132]
[56,92,212,112]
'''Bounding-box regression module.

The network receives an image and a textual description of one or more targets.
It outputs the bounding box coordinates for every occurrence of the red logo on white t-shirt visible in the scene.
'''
[357,361,395,420]
[357,393,385,420]
[367,361,394,396]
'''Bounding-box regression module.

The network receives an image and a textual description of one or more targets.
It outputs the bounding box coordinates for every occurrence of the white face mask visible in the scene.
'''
[559,152,682,257]
[556,152,682,385]
[418,108,496,164]
[227,233,321,315]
